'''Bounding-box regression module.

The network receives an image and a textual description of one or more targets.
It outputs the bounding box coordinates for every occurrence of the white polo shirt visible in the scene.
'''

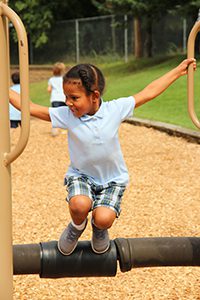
[49,96,135,185]
[48,76,65,103]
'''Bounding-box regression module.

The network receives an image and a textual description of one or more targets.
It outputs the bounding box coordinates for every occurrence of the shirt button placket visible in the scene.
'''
[93,118,102,144]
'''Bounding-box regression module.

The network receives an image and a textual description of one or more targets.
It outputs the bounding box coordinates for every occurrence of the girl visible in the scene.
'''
[9,58,196,255]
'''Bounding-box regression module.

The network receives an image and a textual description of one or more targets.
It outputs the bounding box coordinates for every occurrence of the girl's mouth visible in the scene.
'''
[69,107,75,113]
[70,108,79,117]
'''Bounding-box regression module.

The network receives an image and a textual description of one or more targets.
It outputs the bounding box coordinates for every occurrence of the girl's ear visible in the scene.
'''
[92,90,100,102]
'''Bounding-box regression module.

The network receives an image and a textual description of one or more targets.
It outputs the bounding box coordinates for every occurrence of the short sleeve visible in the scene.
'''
[108,96,135,121]
[49,106,71,129]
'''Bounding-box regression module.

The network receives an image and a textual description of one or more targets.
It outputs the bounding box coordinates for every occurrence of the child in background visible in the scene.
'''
[47,62,66,136]
[9,58,196,256]
[9,71,21,128]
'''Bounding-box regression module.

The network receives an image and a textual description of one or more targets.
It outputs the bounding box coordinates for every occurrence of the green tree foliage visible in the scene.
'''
[8,0,200,52]
[9,0,55,48]
[93,0,188,17]
[177,0,200,19]
[52,0,100,20]
[8,0,99,48]
[92,0,191,57]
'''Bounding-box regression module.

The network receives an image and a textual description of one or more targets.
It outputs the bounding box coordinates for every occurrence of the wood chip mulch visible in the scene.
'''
[11,119,200,300]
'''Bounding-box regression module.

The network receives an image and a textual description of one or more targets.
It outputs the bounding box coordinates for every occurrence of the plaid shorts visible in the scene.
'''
[64,175,126,217]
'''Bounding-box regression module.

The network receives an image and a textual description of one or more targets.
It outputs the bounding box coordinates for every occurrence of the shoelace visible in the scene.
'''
[66,225,81,241]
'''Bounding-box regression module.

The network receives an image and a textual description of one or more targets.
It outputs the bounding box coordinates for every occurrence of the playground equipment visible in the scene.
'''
[0,1,30,299]
[13,238,200,278]
[0,2,199,299]
[187,10,200,129]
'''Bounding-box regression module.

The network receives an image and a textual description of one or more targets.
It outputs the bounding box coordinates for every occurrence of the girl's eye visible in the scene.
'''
[65,95,78,102]
[72,96,78,101]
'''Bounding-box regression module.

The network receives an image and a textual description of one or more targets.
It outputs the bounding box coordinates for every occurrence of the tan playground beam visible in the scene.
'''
[187,18,200,129]
[0,1,29,299]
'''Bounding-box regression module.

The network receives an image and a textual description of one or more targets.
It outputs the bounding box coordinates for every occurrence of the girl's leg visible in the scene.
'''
[58,195,92,256]
[92,206,116,229]
[69,195,92,225]
[91,207,116,254]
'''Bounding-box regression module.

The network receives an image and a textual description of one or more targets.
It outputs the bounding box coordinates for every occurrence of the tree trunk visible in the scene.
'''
[134,17,142,58]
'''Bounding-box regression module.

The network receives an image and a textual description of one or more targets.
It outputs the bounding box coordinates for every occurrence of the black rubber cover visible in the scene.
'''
[40,240,117,278]
[115,237,200,272]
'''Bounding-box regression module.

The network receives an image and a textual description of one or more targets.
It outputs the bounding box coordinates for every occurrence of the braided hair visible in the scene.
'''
[63,64,105,96]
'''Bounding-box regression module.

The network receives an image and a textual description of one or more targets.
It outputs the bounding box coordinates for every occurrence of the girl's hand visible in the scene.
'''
[177,58,196,76]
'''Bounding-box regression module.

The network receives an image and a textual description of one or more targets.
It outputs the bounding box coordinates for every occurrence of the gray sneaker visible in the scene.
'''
[91,221,110,254]
[58,220,87,255]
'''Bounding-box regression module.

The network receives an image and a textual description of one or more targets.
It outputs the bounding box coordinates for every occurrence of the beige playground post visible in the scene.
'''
[187,16,200,129]
[0,1,30,299]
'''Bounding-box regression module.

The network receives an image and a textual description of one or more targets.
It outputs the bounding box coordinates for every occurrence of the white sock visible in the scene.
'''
[91,218,96,227]
[91,218,99,228]
[71,219,87,230]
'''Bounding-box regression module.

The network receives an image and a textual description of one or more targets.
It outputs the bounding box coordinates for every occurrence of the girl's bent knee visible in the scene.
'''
[69,195,92,215]
[94,218,113,229]
[93,207,116,229]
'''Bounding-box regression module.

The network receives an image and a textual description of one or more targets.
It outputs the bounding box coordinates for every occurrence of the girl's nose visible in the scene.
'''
[66,99,73,107]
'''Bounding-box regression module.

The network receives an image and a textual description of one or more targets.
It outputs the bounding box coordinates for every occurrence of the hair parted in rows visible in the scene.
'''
[63,64,105,96]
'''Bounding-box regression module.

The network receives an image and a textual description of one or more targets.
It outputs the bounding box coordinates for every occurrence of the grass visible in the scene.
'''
[30,80,49,107]
[30,55,200,131]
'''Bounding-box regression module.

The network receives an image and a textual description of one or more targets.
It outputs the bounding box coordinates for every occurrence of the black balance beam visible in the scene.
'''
[13,237,200,278]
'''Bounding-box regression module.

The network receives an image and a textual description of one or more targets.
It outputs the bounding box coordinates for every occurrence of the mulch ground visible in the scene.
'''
[11,118,200,300]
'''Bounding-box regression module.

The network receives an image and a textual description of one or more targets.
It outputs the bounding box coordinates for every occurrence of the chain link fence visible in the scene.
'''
[10,13,194,65]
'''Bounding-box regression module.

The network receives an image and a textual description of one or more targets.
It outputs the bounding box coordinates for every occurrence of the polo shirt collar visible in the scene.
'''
[80,98,104,121]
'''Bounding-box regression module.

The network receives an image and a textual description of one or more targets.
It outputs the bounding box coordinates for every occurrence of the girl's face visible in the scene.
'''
[63,80,100,118]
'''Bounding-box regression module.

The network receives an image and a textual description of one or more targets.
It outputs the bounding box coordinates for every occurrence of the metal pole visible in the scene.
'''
[115,237,200,272]
[2,3,30,166]
[13,238,200,277]
[111,15,116,53]
[0,1,13,298]
[75,19,79,63]
[0,2,30,299]
[183,18,187,54]
[124,15,128,63]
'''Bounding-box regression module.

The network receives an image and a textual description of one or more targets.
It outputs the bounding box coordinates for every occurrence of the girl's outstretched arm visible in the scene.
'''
[9,89,51,121]
[133,58,196,108]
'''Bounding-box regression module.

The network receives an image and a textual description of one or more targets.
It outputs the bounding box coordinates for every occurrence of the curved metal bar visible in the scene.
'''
[0,3,13,299]
[1,2,30,166]
[187,20,200,129]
